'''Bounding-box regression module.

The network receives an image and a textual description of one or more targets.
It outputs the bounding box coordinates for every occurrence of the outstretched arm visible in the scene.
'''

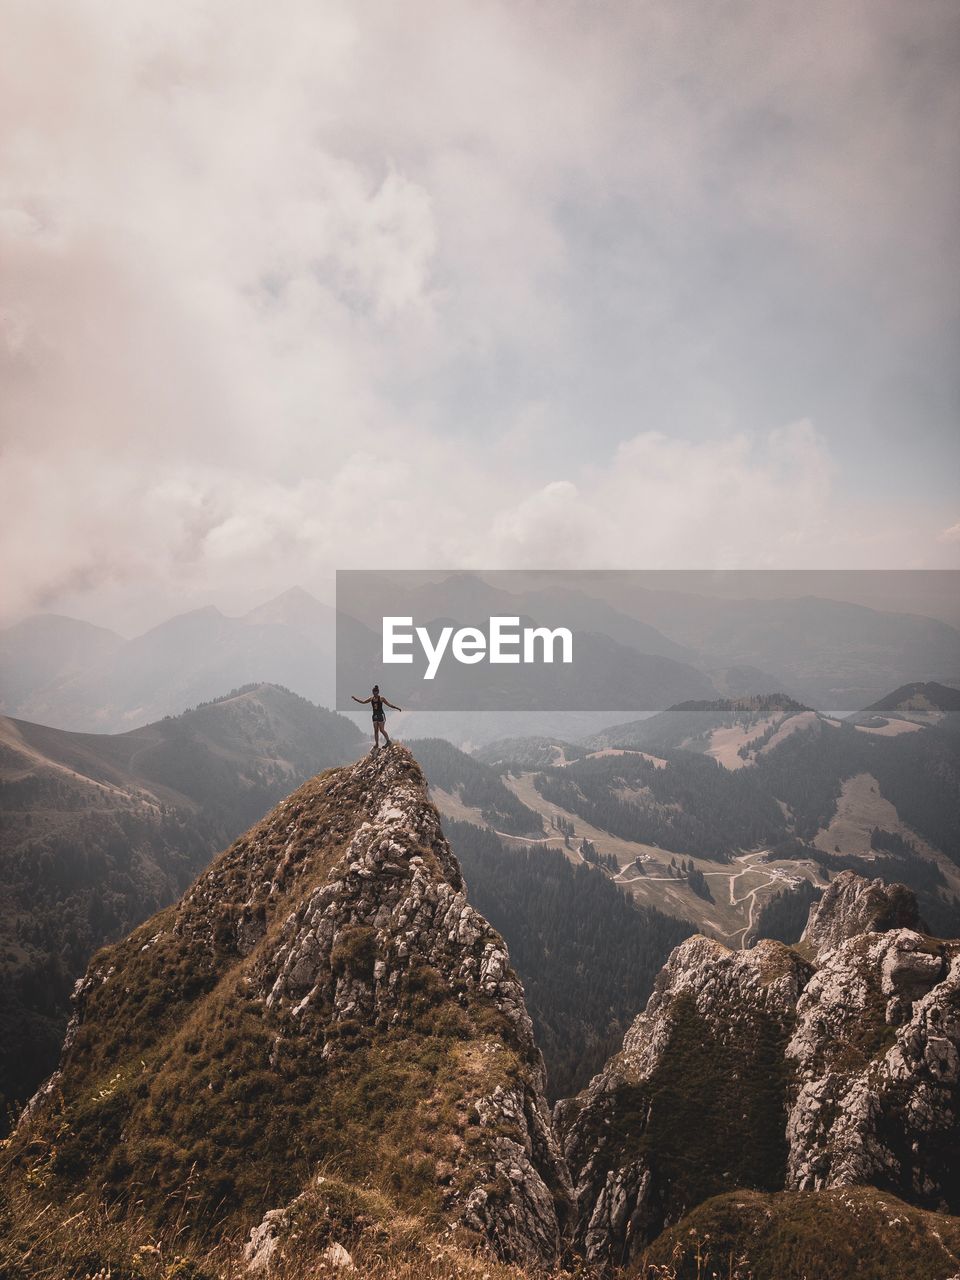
[351,695,372,704]
[384,698,402,711]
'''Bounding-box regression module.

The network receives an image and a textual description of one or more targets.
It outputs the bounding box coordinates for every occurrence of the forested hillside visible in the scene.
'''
[751,718,960,859]
[447,819,695,1098]
[410,738,542,834]
[473,737,589,768]
[449,704,960,944]
[532,750,786,858]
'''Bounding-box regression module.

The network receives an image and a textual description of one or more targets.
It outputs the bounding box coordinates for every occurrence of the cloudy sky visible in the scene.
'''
[2,0,958,633]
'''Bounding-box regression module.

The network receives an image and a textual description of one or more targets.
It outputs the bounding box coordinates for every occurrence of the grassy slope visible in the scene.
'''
[639,1186,960,1280]
[0,685,362,1119]
[1,751,547,1279]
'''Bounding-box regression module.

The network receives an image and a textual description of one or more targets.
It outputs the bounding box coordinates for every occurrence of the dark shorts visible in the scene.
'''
[373,715,385,724]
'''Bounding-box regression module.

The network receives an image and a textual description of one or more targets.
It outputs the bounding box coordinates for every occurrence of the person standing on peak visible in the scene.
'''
[352,684,401,750]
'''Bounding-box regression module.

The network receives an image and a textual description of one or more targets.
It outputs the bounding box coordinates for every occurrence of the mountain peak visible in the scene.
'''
[10,744,573,1268]
[1,612,123,642]
[850,680,960,735]
[243,586,332,628]
[133,604,227,640]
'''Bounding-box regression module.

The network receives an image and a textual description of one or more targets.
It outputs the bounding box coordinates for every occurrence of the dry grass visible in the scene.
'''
[0,1170,600,1280]
[638,1186,960,1280]
[7,1134,960,1280]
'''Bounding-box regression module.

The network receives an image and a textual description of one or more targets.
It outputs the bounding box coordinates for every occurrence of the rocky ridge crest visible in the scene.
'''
[11,746,572,1268]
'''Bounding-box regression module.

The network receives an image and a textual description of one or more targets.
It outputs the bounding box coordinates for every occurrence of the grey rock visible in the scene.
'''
[559,872,959,1266]
[559,935,811,1266]
[799,870,920,961]
[786,929,959,1208]
[243,1204,291,1273]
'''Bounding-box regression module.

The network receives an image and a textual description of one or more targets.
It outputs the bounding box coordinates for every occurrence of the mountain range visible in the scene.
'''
[4,577,960,733]
[847,680,960,736]
[573,576,960,708]
[0,588,335,732]
[3,747,958,1280]
[5,681,960,1126]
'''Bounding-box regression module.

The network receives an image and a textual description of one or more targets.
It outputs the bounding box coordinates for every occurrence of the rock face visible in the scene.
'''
[10,746,572,1268]
[561,872,959,1268]
[786,928,959,1208]
[799,869,920,960]
[557,936,812,1267]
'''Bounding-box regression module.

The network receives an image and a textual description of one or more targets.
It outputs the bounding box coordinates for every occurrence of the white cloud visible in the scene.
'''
[0,0,957,630]
[482,422,934,571]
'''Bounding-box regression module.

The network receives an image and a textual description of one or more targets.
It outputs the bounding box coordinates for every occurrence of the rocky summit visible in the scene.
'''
[559,869,960,1272]
[5,745,573,1271]
[797,868,921,961]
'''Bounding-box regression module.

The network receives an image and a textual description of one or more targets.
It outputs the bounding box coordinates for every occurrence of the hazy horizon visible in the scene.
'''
[7,569,960,640]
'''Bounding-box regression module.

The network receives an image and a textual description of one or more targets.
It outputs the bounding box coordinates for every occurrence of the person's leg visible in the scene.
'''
[372,719,380,749]
[381,720,391,746]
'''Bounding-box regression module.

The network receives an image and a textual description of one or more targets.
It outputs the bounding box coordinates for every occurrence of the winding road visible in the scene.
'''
[441,769,811,950]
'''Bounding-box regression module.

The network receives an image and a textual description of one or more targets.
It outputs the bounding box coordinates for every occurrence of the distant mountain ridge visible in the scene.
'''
[866,680,960,712]
[575,581,960,708]
[583,692,810,754]
[0,589,336,732]
[5,578,960,731]
[847,680,960,736]
[0,614,123,713]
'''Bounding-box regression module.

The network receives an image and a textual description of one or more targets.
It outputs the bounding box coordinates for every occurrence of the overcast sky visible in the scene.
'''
[2,0,958,633]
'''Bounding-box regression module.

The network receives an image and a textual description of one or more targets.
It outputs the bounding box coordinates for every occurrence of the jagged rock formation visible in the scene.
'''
[556,936,811,1267]
[7,746,573,1269]
[798,869,920,960]
[786,928,959,1207]
[560,871,959,1270]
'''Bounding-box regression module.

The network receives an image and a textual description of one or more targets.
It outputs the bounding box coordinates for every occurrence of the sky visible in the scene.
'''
[1,0,958,634]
